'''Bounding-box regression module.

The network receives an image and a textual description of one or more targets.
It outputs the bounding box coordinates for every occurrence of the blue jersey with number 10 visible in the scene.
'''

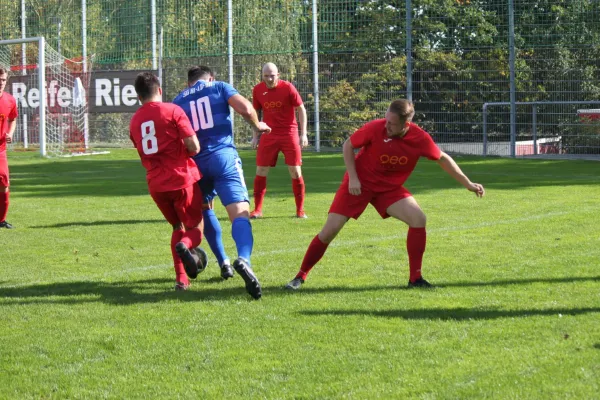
[173,80,238,160]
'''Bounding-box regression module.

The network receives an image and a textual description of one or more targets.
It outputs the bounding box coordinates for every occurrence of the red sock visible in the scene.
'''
[171,229,187,283]
[296,235,329,281]
[407,227,427,282]
[292,177,305,213]
[0,191,9,222]
[181,227,202,249]
[253,175,267,212]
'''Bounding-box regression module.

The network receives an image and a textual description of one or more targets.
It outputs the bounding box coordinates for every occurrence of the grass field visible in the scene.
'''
[1,149,599,399]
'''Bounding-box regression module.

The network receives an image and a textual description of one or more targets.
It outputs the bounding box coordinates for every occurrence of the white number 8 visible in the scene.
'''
[141,121,158,155]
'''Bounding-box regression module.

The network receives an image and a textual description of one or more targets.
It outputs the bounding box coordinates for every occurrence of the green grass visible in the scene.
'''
[1,149,599,399]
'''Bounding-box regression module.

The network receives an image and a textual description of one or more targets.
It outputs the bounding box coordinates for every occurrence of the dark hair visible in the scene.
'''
[134,72,160,101]
[187,65,214,83]
[388,99,415,122]
[0,67,8,75]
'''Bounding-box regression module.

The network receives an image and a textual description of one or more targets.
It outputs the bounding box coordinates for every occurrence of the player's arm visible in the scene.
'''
[174,106,201,156]
[296,104,308,147]
[343,137,361,196]
[228,94,271,133]
[5,119,16,144]
[183,135,200,156]
[436,151,485,197]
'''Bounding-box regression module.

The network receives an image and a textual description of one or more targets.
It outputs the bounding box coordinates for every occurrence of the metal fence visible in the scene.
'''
[1,0,599,157]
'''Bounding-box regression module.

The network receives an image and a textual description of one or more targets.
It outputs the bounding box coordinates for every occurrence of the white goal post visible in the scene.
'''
[0,36,93,157]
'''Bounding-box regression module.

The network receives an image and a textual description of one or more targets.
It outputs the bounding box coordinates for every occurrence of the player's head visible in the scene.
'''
[385,99,415,137]
[188,65,215,86]
[0,67,8,94]
[261,63,279,89]
[134,72,162,103]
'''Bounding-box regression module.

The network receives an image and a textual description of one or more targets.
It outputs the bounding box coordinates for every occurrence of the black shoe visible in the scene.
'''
[285,277,304,290]
[194,247,209,273]
[0,221,14,229]
[408,277,433,288]
[232,258,262,300]
[220,262,234,280]
[175,242,200,279]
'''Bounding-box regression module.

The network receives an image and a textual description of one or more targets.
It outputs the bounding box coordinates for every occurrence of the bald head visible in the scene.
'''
[261,62,280,89]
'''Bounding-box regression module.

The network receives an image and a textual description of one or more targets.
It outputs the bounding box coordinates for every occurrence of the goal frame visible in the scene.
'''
[0,37,49,155]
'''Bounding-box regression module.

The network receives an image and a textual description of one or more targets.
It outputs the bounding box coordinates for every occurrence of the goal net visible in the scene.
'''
[0,37,93,157]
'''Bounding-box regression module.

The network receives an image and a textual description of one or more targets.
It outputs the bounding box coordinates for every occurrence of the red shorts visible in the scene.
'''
[0,154,9,187]
[256,133,302,167]
[329,178,412,219]
[150,184,203,227]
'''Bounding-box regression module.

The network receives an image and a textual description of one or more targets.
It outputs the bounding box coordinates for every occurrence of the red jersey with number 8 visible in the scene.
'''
[350,119,442,189]
[130,102,200,193]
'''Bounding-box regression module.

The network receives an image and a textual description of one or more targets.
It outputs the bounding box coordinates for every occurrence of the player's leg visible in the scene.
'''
[384,195,431,288]
[175,184,209,280]
[283,139,306,218]
[218,154,261,299]
[286,179,370,290]
[150,190,191,289]
[0,156,13,229]
[197,170,233,279]
[251,135,278,218]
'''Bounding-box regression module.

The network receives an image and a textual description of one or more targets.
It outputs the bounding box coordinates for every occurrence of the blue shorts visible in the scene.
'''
[194,152,249,207]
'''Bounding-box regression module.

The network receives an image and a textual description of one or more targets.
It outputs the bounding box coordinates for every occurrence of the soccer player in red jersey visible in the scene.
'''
[0,68,18,229]
[250,62,309,219]
[129,72,207,291]
[285,99,485,290]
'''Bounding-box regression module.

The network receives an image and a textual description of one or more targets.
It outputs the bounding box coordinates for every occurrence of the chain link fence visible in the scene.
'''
[1,0,599,157]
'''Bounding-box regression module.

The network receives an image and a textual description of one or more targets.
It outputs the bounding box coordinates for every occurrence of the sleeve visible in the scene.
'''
[252,85,262,110]
[288,83,303,107]
[419,127,442,160]
[8,98,17,119]
[129,120,137,148]
[173,105,197,139]
[220,82,239,102]
[349,121,376,149]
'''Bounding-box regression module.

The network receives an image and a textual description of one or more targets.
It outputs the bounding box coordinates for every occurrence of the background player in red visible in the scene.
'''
[0,67,18,229]
[285,99,485,290]
[250,62,309,219]
[129,72,208,291]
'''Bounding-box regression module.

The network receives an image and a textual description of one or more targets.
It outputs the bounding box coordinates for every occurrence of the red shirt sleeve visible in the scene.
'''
[252,85,262,111]
[173,106,196,139]
[8,99,17,120]
[288,83,303,107]
[417,125,442,160]
[349,120,377,149]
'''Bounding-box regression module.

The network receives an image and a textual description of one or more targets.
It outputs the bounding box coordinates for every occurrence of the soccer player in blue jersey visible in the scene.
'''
[173,65,270,300]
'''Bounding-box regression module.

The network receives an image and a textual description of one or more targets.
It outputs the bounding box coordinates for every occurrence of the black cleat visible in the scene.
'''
[0,221,14,229]
[408,277,434,289]
[232,257,262,300]
[220,261,234,280]
[175,242,200,279]
[194,247,209,273]
[285,277,305,290]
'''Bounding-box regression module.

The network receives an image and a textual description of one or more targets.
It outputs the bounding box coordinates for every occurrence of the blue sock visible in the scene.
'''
[232,217,253,264]
[203,209,228,266]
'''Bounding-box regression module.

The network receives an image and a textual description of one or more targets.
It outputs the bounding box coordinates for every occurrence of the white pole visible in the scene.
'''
[227,0,234,136]
[82,0,89,150]
[38,37,46,156]
[151,0,157,70]
[158,26,163,86]
[21,0,28,148]
[312,0,320,152]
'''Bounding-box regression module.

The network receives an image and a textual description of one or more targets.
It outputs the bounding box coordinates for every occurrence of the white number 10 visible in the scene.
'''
[141,121,158,155]
[189,96,215,131]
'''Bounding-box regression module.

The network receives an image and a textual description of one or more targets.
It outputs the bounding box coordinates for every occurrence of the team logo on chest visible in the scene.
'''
[380,154,408,165]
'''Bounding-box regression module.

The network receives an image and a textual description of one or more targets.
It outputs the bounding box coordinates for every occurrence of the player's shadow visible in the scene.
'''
[280,275,600,295]
[298,306,600,321]
[29,219,164,229]
[0,278,282,305]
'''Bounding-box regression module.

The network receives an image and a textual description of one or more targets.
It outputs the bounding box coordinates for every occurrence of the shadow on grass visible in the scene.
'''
[30,219,164,228]
[1,275,598,306]
[299,307,600,321]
